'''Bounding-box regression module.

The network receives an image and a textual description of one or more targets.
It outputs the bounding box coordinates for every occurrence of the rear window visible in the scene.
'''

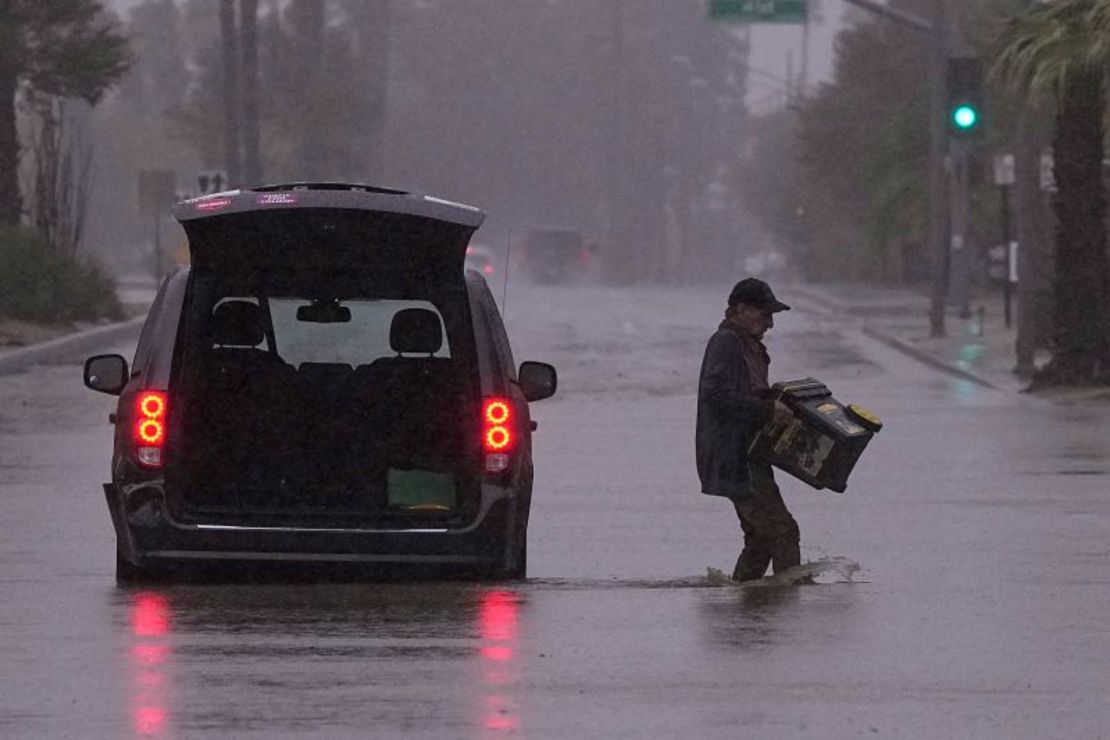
[180,275,472,372]
[268,298,451,367]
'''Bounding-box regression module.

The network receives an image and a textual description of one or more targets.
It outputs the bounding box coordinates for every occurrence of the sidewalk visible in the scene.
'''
[0,275,157,377]
[785,282,1099,399]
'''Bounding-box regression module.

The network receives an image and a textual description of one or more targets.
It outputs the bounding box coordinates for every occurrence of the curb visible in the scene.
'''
[0,316,146,377]
[785,285,928,318]
[783,286,1006,392]
[858,326,1001,391]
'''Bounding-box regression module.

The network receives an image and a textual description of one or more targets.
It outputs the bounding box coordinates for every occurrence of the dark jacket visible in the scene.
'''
[696,322,774,500]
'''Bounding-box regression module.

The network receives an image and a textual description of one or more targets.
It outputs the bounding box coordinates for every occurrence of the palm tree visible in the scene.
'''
[240,0,262,186]
[0,1,129,226]
[993,0,1110,385]
[219,0,242,188]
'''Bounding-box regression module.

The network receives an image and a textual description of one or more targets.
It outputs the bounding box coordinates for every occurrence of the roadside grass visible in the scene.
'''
[0,226,122,324]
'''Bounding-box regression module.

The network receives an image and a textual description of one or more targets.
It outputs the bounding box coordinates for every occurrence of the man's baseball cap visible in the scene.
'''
[728,278,791,312]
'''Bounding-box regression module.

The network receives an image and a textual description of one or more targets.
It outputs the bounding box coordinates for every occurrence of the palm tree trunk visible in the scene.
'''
[290,0,325,180]
[1045,68,1110,384]
[220,0,243,188]
[240,0,261,186]
[1013,106,1054,377]
[0,49,21,225]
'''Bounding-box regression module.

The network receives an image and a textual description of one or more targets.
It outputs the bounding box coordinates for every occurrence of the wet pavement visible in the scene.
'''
[1,283,1108,738]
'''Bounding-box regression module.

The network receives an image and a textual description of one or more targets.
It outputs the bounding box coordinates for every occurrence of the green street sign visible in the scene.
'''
[709,0,808,23]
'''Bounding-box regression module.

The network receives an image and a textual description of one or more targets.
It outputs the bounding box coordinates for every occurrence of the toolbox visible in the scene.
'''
[748,378,882,493]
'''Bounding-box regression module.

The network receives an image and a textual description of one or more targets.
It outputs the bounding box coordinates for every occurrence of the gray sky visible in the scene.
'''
[743,2,849,113]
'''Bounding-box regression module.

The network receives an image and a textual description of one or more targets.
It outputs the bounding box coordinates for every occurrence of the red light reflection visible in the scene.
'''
[131,644,170,666]
[131,593,170,637]
[133,706,166,735]
[479,591,518,642]
[129,591,172,737]
[480,645,512,662]
[484,697,519,732]
[478,591,520,732]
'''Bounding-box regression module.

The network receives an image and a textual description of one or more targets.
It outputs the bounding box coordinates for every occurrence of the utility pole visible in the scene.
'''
[840,0,950,337]
[949,137,972,318]
[606,0,629,283]
[219,0,242,188]
[928,2,950,337]
[999,172,1014,328]
[945,5,977,321]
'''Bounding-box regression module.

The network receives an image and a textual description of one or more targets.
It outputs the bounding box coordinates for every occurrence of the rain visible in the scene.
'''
[1,1,1108,737]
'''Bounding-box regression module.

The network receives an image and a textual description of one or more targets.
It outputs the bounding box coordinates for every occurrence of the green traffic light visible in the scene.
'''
[953,105,978,129]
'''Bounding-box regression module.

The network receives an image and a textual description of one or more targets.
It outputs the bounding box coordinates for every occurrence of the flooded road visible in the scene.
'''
[1,283,1108,737]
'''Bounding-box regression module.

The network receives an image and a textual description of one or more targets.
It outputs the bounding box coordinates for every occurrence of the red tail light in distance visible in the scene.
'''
[482,398,515,472]
[134,391,167,468]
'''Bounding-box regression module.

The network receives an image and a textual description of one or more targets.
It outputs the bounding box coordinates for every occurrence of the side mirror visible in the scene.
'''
[518,361,557,402]
[84,354,129,395]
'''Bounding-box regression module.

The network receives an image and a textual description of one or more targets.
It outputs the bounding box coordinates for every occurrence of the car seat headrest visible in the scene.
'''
[211,300,265,347]
[390,308,443,355]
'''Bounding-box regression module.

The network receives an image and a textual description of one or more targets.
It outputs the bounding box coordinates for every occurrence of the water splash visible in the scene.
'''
[705,557,861,588]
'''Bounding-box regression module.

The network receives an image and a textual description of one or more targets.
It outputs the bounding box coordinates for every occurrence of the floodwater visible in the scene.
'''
[1,283,1108,738]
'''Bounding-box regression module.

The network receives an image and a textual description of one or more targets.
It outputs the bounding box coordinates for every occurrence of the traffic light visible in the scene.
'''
[947,57,984,137]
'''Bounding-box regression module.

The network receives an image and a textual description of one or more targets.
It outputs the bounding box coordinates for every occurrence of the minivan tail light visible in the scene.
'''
[482,397,515,472]
[134,391,167,468]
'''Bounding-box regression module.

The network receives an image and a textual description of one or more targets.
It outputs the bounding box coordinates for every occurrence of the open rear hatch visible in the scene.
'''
[166,184,488,528]
[174,184,484,280]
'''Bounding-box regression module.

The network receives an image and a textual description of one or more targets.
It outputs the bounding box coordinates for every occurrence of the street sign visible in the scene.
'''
[196,169,229,195]
[709,0,808,23]
[993,154,1015,186]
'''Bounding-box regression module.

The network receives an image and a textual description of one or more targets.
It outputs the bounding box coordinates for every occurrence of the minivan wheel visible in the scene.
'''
[115,547,160,584]
[499,528,527,580]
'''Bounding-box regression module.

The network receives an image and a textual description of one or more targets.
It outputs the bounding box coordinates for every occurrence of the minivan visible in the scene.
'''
[84,183,556,581]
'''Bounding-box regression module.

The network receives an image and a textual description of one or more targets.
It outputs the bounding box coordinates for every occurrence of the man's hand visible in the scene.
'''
[771,399,793,427]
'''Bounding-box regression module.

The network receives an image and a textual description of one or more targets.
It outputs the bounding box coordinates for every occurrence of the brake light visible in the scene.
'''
[482,397,515,472]
[195,197,232,212]
[134,391,167,468]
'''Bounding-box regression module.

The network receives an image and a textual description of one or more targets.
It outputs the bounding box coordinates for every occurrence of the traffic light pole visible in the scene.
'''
[841,0,950,337]
[928,4,951,337]
[1000,181,1013,328]
[949,137,972,319]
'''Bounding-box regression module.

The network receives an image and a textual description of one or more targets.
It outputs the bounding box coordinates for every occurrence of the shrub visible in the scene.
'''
[0,226,123,323]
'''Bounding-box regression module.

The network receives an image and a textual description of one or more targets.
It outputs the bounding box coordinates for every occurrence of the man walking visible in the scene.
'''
[696,278,799,581]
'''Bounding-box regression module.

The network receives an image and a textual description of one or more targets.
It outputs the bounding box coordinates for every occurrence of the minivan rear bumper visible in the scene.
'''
[105,481,524,571]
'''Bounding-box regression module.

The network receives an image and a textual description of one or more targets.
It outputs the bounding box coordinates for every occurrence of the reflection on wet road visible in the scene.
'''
[106,577,873,738]
[1,284,1108,737]
[117,585,529,736]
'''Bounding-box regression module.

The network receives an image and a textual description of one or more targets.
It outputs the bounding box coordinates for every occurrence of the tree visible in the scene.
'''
[775,0,932,284]
[240,0,261,185]
[24,95,93,256]
[219,0,242,187]
[0,1,129,226]
[993,0,1110,384]
[287,0,325,180]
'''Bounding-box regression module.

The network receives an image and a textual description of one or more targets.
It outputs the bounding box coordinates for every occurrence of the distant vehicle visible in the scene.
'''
[83,183,557,582]
[465,244,497,278]
[523,227,590,284]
